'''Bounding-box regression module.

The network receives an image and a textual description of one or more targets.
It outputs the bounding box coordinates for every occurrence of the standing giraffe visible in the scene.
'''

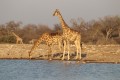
[53,9,82,60]
[11,32,23,44]
[28,32,64,60]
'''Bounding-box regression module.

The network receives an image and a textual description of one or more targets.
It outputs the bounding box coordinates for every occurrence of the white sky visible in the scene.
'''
[0,0,120,27]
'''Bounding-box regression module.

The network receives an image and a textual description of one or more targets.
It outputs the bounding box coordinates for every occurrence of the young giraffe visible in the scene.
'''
[11,32,23,44]
[53,9,82,60]
[28,32,64,60]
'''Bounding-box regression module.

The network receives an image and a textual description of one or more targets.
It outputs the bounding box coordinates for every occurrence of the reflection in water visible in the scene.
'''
[0,60,120,80]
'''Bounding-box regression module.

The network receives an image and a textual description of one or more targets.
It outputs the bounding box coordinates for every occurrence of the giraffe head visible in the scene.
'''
[53,9,60,16]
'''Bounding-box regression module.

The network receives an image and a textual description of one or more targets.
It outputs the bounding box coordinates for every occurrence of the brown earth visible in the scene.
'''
[0,44,120,64]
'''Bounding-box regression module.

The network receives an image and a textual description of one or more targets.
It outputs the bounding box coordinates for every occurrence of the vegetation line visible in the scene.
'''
[0,16,120,44]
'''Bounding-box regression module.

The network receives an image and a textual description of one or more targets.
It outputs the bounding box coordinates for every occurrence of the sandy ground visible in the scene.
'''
[0,44,120,64]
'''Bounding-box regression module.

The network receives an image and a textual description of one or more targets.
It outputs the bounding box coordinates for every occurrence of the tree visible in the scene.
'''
[0,24,7,36]
[70,18,88,32]
[6,21,22,35]
[100,16,119,41]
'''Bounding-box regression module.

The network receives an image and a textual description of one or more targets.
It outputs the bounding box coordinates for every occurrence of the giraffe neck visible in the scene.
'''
[12,33,19,38]
[35,37,42,48]
[58,13,69,30]
[29,37,42,53]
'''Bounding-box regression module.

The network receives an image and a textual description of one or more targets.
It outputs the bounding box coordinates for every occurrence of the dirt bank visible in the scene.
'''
[0,44,120,64]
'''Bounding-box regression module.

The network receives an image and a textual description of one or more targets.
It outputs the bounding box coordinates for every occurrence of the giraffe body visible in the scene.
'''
[53,9,82,60]
[29,32,64,59]
[11,32,23,44]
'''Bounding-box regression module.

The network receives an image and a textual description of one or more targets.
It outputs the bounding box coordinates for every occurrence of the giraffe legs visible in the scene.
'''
[62,40,70,60]
[50,44,54,60]
[47,45,50,60]
[16,39,23,44]
[28,50,32,59]
[48,45,53,60]
[67,41,70,60]
[62,40,66,60]
[20,40,23,44]
[79,42,82,60]
[75,40,81,60]
[58,41,62,51]
[16,40,18,44]
[75,40,79,60]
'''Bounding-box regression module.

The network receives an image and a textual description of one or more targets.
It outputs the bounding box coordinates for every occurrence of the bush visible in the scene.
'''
[96,38,117,45]
[0,35,16,43]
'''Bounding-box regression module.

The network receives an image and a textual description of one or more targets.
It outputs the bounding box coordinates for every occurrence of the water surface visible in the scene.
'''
[0,60,120,80]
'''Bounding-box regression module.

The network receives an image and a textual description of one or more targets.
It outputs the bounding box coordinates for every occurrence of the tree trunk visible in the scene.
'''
[106,29,112,41]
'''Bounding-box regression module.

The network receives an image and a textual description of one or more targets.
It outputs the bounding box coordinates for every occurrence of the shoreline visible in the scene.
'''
[0,44,120,64]
[0,58,119,64]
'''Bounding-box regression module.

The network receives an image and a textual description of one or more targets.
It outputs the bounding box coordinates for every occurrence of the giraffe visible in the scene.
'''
[11,32,23,44]
[53,9,82,60]
[28,32,64,60]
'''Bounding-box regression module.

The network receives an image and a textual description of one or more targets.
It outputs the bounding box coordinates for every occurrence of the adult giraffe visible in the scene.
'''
[53,9,82,60]
[28,32,64,60]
